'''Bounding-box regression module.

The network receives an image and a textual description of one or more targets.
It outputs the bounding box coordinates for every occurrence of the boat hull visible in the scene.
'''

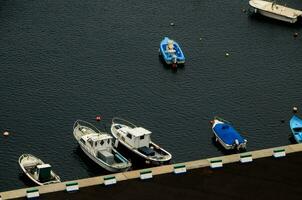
[159,37,185,67]
[73,120,131,173]
[254,8,298,23]
[18,154,61,186]
[78,143,130,172]
[110,121,172,165]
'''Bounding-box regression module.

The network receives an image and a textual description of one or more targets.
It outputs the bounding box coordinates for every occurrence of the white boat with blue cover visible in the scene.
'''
[290,115,302,143]
[159,37,185,68]
[73,120,131,172]
[212,117,247,150]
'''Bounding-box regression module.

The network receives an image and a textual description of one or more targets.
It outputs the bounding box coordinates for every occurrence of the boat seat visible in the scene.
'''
[23,162,37,168]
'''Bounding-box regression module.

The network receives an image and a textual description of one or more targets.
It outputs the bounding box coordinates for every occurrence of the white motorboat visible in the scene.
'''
[111,118,172,165]
[73,120,131,172]
[18,154,61,186]
[249,0,302,23]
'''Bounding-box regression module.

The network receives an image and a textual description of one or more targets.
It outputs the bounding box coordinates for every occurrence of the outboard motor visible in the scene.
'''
[172,55,177,68]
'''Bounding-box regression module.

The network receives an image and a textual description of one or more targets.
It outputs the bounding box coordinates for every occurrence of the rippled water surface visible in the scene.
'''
[1,0,302,191]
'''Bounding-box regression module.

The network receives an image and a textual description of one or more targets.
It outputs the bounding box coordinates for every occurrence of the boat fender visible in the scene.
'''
[235,139,239,145]
[96,115,102,121]
[114,140,119,148]
[3,131,9,136]
[293,107,298,113]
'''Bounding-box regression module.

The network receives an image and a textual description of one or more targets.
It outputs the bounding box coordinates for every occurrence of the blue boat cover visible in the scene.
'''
[214,124,245,145]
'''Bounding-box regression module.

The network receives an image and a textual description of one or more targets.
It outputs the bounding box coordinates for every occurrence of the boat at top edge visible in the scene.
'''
[249,0,302,23]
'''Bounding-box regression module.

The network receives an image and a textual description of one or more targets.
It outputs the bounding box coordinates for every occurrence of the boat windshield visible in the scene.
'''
[293,127,302,132]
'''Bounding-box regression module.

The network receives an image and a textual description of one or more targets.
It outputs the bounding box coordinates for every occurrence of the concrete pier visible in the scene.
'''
[1,143,302,199]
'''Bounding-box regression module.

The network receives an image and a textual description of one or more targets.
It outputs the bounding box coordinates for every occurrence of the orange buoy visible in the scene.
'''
[96,116,102,121]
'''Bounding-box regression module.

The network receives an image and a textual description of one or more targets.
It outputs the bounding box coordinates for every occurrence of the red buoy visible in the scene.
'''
[96,116,102,121]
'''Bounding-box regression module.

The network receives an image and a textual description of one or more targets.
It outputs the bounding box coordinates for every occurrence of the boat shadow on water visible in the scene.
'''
[158,56,184,72]
[288,135,297,144]
[211,136,247,155]
[19,172,37,188]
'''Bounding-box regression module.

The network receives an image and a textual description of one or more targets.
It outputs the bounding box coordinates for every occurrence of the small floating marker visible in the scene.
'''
[66,182,79,192]
[26,188,39,199]
[174,164,187,174]
[3,131,9,136]
[273,149,286,158]
[225,52,230,57]
[104,176,116,186]
[140,170,153,180]
[210,120,214,124]
[240,154,253,163]
[293,106,298,113]
[199,37,202,41]
[242,8,246,13]
[209,159,223,168]
[96,115,102,121]
[293,32,299,38]
[170,22,175,26]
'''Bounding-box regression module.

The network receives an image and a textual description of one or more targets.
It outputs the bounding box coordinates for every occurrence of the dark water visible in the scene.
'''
[1,0,302,192]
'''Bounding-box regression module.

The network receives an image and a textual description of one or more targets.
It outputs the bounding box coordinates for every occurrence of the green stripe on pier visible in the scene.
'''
[274,149,285,153]
[140,170,152,175]
[104,176,115,180]
[66,182,78,186]
[210,159,222,163]
[240,154,252,158]
[27,188,38,193]
[174,164,186,169]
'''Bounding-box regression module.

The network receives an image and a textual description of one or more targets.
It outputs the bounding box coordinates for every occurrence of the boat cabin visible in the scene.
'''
[80,134,113,151]
[119,127,151,149]
[37,164,51,182]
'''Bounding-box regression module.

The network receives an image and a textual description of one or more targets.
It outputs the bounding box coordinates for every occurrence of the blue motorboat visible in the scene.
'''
[290,115,302,143]
[211,117,247,150]
[159,37,185,68]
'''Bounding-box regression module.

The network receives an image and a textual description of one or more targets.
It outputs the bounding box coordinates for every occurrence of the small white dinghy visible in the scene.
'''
[19,154,61,186]
[111,117,172,165]
[73,120,131,172]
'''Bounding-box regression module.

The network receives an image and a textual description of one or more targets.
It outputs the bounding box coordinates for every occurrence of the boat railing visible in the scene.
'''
[73,120,104,134]
[112,117,137,129]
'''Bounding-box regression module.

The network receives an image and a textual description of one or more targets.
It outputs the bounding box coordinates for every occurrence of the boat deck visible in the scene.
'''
[250,0,302,18]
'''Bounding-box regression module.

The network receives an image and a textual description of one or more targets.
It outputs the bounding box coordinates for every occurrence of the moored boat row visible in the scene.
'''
[19,114,302,186]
